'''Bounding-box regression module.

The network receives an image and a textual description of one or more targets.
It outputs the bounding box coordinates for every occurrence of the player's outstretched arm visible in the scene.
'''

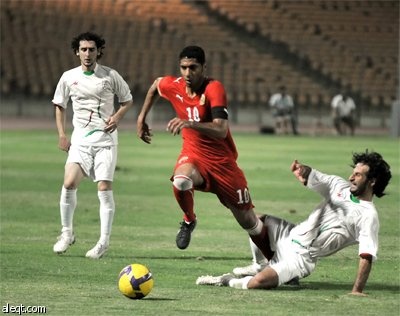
[349,256,372,296]
[137,78,161,144]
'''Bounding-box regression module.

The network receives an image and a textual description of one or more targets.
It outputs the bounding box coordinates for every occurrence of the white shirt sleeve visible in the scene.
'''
[111,70,133,103]
[357,209,379,261]
[52,73,70,108]
[306,169,348,199]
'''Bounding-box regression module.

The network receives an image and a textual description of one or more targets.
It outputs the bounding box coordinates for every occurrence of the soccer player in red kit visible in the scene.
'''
[137,46,272,259]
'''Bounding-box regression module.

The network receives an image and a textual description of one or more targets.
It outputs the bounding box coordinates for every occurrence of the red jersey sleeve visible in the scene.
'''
[205,80,227,108]
[157,76,178,100]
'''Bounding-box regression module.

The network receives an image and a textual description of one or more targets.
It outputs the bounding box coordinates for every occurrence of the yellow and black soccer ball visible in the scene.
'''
[118,263,154,299]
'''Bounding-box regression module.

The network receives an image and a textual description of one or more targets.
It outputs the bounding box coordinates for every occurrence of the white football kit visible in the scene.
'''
[52,64,132,181]
[266,169,379,285]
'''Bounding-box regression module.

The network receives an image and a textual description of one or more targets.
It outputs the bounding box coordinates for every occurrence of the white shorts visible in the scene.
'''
[66,144,117,182]
[263,215,317,286]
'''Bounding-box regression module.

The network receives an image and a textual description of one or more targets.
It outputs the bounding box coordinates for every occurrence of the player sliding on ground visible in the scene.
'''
[197,150,391,296]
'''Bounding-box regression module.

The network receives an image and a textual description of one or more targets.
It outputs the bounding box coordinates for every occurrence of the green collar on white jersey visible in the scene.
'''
[350,194,360,204]
[83,70,95,76]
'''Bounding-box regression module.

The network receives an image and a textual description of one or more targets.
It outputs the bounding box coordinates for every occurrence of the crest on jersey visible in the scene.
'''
[199,94,206,106]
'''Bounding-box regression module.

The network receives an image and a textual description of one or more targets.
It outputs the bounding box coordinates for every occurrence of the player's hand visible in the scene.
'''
[167,117,188,136]
[58,135,71,152]
[291,160,308,184]
[137,121,153,144]
[104,116,118,133]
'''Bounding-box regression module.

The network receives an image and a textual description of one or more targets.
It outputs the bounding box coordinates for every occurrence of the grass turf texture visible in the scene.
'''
[1,130,399,315]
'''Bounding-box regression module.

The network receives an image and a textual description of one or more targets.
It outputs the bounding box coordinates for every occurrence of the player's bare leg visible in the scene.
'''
[247,266,279,289]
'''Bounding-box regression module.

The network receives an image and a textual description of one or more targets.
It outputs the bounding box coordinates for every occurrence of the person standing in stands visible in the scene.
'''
[52,32,133,259]
[331,92,356,135]
[269,86,298,135]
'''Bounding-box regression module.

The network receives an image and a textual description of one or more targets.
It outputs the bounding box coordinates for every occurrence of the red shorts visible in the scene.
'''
[172,152,254,211]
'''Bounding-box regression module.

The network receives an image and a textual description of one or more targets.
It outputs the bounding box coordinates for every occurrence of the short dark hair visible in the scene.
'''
[179,46,206,65]
[352,150,391,198]
[71,32,106,60]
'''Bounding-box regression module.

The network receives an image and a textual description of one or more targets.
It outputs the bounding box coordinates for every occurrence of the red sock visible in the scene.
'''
[173,186,196,222]
[249,226,274,260]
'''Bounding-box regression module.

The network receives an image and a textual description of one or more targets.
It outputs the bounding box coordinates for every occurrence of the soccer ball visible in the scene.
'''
[118,263,154,299]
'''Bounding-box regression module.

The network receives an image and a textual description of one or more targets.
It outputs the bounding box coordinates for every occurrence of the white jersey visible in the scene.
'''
[331,94,356,117]
[290,169,379,261]
[269,93,294,111]
[52,64,132,147]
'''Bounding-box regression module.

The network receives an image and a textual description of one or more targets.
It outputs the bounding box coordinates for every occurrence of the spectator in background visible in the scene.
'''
[331,92,356,136]
[269,86,298,135]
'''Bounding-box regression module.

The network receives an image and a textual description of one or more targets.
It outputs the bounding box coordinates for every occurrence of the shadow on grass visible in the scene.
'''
[281,281,400,292]
[79,254,251,261]
[140,298,177,301]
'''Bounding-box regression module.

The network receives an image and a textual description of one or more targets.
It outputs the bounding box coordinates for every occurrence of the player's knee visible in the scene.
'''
[173,175,193,191]
[63,181,77,190]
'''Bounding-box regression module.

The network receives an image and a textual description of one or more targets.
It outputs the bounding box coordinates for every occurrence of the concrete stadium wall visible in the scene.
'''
[0,94,394,136]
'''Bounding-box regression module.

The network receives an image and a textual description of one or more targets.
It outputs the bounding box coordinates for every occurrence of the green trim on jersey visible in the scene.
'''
[85,129,103,137]
[350,194,360,204]
[83,70,95,76]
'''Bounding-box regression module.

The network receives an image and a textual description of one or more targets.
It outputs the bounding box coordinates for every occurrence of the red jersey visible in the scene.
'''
[157,76,238,162]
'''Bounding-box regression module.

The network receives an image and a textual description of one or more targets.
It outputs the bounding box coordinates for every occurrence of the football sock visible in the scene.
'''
[249,237,268,265]
[172,175,196,222]
[247,219,275,260]
[59,186,77,233]
[229,276,252,289]
[98,190,115,245]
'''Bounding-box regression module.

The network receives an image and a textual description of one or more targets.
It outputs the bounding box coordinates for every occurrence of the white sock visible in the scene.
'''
[229,276,252,289]
[246,218,263,236]
[59,186,77,234]
[98,190,115,246]
[249,238,268,266]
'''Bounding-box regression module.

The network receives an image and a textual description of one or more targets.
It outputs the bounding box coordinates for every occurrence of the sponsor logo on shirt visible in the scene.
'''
[176,94,184,103]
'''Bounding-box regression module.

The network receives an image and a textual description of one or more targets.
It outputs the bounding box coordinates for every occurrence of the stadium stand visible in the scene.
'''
[1,0,398,120]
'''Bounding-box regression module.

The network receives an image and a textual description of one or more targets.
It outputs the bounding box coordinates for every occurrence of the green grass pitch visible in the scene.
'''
[1,130,399,315]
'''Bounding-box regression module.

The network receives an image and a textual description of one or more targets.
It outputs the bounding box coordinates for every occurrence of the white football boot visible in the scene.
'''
[53,232,75,254]
[232,263,267,277]
[196,273,234,286]
[85,242,109,259]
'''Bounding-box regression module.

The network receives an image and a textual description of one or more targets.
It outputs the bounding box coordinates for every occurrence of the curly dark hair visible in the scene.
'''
[352,150,391,198]
[71,32,106,60]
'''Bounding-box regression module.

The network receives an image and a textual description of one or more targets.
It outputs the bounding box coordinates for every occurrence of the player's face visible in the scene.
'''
[77,40,98,70]
[179,58,205,91]
[348,163,373,198]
